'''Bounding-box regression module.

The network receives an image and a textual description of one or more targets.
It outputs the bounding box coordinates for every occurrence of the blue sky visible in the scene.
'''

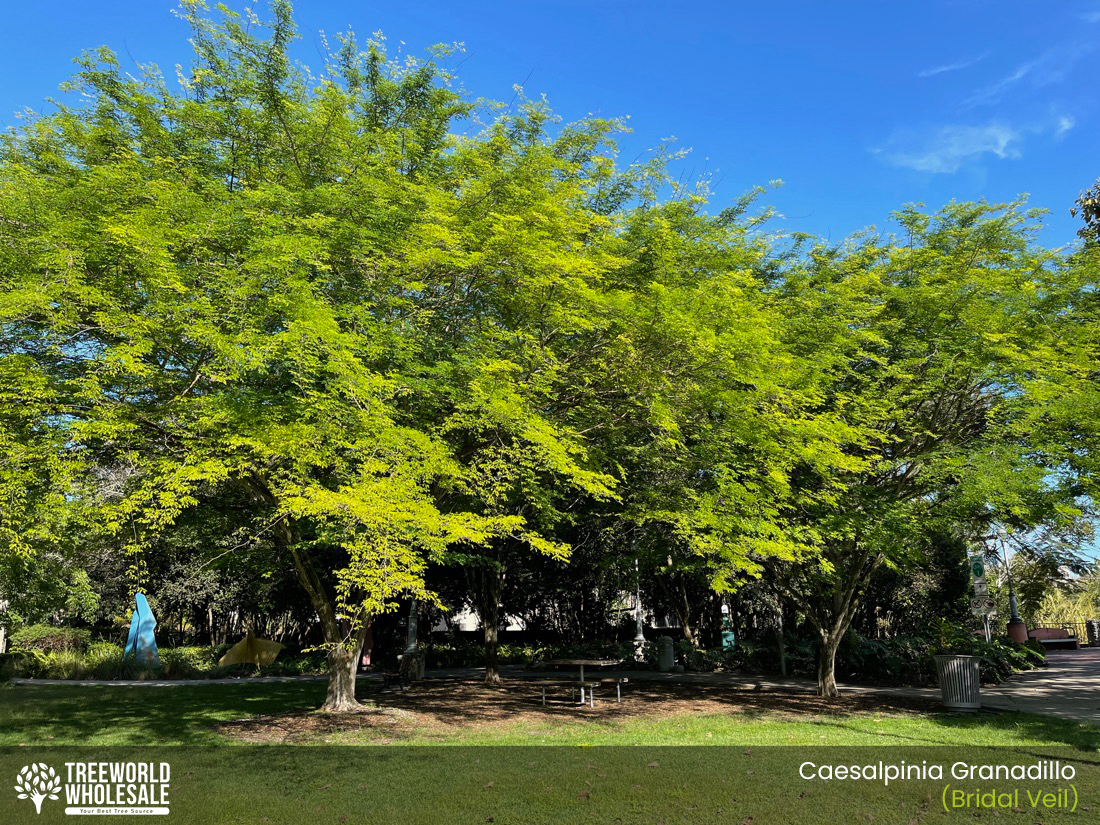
[0,0,1095,246]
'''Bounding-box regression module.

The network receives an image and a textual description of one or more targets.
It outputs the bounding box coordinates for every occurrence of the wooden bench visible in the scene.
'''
[1028,627,1079,650]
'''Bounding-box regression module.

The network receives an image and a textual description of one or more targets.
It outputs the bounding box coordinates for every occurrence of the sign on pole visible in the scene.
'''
[970,596,996,616]
[968,554,990,614]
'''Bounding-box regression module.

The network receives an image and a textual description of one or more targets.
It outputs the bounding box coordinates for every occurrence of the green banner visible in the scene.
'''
[0,746,1095,824]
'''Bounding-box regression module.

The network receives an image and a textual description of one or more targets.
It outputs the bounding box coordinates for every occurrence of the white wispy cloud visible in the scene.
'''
[917,53,987,78]
[965,43,1093,107]
[1055,115,1076,138]
[1080,10,1100,22]
[877,114,1077,174]
[880,124,1022,174]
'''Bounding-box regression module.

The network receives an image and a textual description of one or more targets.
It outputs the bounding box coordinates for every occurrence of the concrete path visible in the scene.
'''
[977,648,1100,725]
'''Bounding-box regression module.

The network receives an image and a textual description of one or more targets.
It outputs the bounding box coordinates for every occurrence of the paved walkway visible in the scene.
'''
[977,647,1100,724]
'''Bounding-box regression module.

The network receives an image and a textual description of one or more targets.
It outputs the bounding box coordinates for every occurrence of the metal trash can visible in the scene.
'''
[934,654,980,711]
[1086,619,1100,647]
[656,636,675,672]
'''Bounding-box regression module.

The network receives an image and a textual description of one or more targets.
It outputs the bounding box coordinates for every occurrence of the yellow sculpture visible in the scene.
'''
[218,629,284,667]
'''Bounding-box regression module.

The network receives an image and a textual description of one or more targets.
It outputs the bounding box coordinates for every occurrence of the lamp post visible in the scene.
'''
[633,557,646,660]
[404,597,419,655]
[998,528,1028,643]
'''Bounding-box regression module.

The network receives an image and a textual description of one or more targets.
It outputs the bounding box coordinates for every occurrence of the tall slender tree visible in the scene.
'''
[773,201,1094,695]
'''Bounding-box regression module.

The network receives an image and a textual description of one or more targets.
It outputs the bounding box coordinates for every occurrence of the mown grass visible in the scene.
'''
[3,681,1098,824]
[2,680,1097,751]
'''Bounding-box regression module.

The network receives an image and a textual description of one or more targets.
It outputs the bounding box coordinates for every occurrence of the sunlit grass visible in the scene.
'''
[2,681,1096,752]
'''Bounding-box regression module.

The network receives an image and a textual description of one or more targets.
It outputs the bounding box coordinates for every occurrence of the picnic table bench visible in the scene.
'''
[530,677,630,707]
[531,659,629,707]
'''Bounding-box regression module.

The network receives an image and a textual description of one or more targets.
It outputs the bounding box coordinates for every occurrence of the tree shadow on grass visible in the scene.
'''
[0,681,327,745]
[219,678,1082,745]
[9,677,1098,753]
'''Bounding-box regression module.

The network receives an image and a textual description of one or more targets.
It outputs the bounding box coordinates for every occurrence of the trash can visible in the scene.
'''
[1085,619,1100,647]
[656,636,675,672]
[934,654,980,711]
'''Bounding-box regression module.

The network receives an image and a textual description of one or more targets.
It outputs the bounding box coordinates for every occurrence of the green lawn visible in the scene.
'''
[3,681,1098,824]
[2,680,1097,750]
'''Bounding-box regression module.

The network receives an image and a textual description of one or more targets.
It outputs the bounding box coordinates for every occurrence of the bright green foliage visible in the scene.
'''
[771,201,1098,694]
[2,1,1097,709]
[0,2,623,706]
[1072,178,1100,244]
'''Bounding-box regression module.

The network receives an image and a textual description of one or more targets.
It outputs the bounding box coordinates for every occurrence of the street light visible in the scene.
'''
[404,597,419,655]
[997,527,1028,643]
[633,557,646,660]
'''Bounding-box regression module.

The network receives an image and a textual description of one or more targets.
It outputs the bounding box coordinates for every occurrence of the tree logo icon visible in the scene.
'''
[14,763,61,814]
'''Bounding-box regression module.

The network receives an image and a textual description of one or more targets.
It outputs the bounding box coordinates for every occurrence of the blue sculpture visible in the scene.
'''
[124,593,160,668]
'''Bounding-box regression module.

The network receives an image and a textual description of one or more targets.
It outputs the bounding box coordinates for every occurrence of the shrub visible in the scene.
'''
[0,652,34,680]
[720,622,1046,688]
[10,624,91,653]
[674,640,737,672]
[87,643,125,679]
[159,647,214,679]
[0,643,321,680]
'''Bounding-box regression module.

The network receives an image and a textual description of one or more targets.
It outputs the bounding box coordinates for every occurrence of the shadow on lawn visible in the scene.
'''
[363,679,1100,751]
[6,677,1098,753]
[211,679,952,743]
[367,678,937,723]
[0,681,327,745]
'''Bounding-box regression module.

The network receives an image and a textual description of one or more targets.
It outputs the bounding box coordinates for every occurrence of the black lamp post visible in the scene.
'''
[633,557,646,659]
[998,528,1028,643]
[404,597,419,655]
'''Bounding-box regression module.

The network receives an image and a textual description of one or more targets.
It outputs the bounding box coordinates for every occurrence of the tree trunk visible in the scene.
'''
[817,629,843,697]
[680,617,698,646]
[248,474,371,712]
[466,558,505,685]
[782,545,883,698]
[320,616,372,712]
[775,604,787,677]
[323,646,361,712]
[657,575,699,646]
[484,621,501,685]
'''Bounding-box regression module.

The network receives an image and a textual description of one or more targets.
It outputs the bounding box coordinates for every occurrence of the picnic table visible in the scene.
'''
[544,658,622,706]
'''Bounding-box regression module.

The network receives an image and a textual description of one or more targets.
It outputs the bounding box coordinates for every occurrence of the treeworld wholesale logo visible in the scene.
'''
[14,761,171,816]
[14,764,61,814]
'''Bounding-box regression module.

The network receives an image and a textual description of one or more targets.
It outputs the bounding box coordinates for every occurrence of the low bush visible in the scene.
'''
[10,624,91,653]
[159,647,215,679]
[712,622,1046,687]
[0,642,324,680]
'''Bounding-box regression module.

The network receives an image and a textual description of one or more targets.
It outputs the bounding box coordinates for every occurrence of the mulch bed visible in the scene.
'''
[216,679,942,744]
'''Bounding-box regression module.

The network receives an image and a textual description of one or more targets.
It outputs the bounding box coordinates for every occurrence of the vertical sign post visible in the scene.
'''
[969,554,994,642]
